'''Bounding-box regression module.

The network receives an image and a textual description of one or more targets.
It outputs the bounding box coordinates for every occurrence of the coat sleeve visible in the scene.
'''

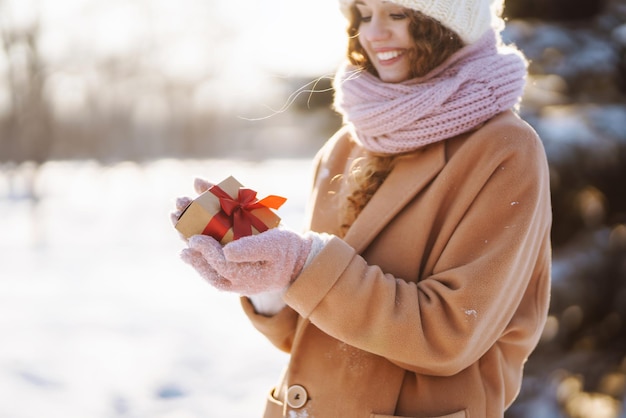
[283,127,552,376]
[240,297,300,353]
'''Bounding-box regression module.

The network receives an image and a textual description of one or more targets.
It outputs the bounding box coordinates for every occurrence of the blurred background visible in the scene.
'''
[0,0,625,417]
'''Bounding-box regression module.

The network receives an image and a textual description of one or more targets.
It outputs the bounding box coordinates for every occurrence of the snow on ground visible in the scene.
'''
[0,159,313,418]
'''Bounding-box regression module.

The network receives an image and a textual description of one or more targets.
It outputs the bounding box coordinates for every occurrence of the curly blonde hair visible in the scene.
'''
[339,6,464,236]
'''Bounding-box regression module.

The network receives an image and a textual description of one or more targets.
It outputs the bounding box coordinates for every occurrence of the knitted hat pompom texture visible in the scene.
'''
[338,0,505,45]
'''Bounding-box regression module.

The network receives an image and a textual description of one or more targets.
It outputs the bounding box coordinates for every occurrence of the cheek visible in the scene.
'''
[397,26,413,45]
[357,34,374,59]
[357,32,368,49]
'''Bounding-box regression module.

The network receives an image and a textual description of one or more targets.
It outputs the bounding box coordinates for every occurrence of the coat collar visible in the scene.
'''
[343,141,446,254]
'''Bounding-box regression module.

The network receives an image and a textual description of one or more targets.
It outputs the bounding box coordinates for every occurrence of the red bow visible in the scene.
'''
[202,185,286,242]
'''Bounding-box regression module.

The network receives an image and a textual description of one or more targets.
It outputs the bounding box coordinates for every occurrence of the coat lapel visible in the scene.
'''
[343,141,446,254]
[286,141,446,375]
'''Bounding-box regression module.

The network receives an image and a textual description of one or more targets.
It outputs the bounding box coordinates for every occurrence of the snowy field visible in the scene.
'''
[0,159,314,418]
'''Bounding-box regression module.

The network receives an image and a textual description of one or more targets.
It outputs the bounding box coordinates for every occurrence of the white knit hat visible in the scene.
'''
[338,0,505,44]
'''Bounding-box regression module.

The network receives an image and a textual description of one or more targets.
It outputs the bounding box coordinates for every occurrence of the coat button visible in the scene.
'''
[286,385,308,409]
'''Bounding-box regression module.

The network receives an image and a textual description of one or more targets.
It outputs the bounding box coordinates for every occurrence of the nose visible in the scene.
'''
[361,17,390,42]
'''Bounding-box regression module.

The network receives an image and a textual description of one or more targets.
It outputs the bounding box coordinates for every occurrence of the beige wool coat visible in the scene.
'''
[241,111,552,418]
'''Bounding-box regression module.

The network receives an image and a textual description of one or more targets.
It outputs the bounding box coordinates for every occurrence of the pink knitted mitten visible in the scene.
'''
[181,228,313,296]
[179,243,233,291]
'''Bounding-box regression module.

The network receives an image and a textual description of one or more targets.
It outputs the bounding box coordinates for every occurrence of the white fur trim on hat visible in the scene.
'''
[338,0,505,44]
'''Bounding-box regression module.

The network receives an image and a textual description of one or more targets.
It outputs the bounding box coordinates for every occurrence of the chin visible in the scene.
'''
[379,73,409,83]
[375,66,411,83]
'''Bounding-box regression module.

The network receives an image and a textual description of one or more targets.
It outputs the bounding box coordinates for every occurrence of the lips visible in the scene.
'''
[369,46,411,82]
[375,49,405,63]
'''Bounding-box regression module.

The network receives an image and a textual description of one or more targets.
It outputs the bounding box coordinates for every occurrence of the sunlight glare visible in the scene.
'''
[2,0,348,111]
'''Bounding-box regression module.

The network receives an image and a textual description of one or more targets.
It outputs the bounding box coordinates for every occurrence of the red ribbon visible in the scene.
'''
[202,185,286,242]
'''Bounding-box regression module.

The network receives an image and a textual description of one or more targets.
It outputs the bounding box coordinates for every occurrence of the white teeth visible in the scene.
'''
[377,50,401,61]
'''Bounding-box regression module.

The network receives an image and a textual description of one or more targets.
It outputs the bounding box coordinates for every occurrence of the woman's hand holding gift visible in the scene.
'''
[180,228,318,296]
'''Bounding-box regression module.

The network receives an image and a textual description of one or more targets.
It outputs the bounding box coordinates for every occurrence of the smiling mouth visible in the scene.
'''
[376,50,404,62]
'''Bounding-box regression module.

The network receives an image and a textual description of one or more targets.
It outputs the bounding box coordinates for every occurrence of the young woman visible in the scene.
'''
[174,0,552,416]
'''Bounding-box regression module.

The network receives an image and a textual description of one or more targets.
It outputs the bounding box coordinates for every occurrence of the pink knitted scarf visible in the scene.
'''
[333,30,528,154]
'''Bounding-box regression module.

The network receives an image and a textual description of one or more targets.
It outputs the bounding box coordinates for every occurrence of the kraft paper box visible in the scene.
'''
[175,176,286,244]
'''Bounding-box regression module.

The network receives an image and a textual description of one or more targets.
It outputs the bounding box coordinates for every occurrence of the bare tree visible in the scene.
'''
[1,7,52,199]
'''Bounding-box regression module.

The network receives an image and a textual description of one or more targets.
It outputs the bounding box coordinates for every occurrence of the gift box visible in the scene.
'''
[175,176,286,244]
